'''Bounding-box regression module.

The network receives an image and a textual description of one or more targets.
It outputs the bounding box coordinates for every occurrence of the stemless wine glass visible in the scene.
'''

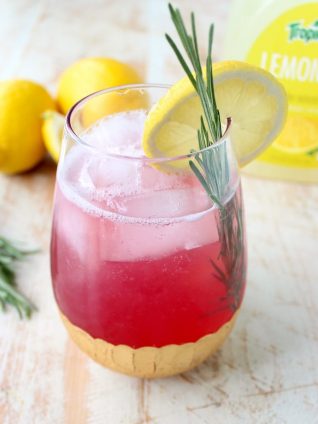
[50,84,246,378]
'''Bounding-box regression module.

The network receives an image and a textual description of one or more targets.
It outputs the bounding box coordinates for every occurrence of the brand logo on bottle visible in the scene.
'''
[287,20,318,43]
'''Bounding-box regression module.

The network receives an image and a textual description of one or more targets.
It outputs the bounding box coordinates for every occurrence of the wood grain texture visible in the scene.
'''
[0,0,318,423]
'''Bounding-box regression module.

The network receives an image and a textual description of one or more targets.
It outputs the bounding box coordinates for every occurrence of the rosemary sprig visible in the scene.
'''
[166,4,245,309]
[166,4,226,204]
[0,237,37,318]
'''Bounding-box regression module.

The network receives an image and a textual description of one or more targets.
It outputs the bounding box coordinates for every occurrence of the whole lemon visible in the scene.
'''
[57,57,143,114]
[0,80,56,174]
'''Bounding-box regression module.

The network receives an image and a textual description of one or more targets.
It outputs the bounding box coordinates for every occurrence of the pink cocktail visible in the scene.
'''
[51,85,246,377]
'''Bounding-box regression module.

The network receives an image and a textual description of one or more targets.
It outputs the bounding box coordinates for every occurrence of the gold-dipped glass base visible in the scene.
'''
[60,310,239,378]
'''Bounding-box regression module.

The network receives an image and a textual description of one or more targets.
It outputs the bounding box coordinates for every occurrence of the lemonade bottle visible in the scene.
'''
[224,0,318,182]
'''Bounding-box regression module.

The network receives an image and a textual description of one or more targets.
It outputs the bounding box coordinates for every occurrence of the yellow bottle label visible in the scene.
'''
[247,3,318,168]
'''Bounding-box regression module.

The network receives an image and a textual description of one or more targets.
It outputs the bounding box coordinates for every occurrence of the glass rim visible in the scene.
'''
[65,83,232,164]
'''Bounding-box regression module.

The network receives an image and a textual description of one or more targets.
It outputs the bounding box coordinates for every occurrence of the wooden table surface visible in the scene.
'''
[1,1,318,423]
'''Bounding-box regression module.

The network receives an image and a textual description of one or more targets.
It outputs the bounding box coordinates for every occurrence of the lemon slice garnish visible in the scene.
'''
[143,61,288,167]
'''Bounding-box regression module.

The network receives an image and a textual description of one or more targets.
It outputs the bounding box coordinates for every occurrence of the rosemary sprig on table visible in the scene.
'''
[166,4,245,309]
[0,237,36,318]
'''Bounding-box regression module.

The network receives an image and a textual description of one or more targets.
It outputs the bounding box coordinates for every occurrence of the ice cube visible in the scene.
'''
[83,110,146,157]
[139,163,193,192]
[122,186,210,219]
[98,206,219,262]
